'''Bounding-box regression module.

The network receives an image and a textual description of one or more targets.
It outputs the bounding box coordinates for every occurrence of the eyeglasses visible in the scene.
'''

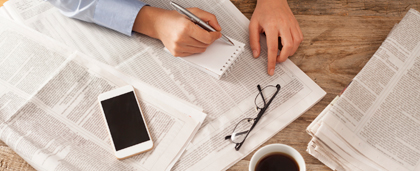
[225,84,281,151]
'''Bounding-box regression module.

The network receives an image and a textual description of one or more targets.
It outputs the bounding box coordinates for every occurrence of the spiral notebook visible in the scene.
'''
[168,37,245,79]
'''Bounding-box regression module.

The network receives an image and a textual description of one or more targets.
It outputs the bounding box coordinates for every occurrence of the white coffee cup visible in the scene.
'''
[249,144,306,171]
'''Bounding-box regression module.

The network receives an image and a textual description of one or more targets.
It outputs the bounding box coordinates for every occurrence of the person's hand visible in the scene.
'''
[133,6,222,57]
[249,0,303,75]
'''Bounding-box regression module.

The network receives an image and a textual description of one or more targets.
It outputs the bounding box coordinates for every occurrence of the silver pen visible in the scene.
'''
[170,1,235,46]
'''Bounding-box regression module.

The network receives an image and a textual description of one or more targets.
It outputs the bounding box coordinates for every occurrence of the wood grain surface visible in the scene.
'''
[1,0,419,170]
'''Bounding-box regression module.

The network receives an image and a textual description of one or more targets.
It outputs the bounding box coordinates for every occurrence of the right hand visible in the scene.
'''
[249,0,303,75]
[133,6,222,57]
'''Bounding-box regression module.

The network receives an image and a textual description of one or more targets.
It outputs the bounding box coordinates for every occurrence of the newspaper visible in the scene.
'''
[2,0,326,170]
[0,16,206,170]
[307,9,420,171]
[0,6,11,19]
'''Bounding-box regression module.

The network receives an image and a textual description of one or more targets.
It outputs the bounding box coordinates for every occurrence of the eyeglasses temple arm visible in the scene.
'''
[225,129,249,140]
[235,142,243,150]
[236,85,281,151]
[257,85,266,106]
[232,84,281,151]
[255,84,281,120]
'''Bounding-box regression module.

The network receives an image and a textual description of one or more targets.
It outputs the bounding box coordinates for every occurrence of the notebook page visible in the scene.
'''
[179,37,245,79]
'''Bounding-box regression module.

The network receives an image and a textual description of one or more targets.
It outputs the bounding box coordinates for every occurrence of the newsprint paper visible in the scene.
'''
[0,16,206,170]
[307,9,420,171]
[1,0,326,170]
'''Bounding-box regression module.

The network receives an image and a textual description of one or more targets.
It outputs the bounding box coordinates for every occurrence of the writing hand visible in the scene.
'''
[249,0,303,75]
[133,6,222,57]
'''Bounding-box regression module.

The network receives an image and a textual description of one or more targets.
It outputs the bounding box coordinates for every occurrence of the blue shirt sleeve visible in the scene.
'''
[45,0,148,36]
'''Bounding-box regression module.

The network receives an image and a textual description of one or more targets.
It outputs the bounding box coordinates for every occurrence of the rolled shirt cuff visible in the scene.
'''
[94,0,148,36]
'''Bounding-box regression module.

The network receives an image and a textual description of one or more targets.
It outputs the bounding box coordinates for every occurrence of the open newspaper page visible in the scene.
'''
[0,6,11,19]
[0,16,203,171]
[308,9,420,171]
[3,0,326,170]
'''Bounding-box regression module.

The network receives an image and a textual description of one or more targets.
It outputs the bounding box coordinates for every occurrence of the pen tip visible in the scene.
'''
[229,40,235,46]
[222,34,234,46]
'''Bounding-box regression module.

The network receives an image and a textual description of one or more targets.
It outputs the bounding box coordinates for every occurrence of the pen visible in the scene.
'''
[170,1,235,46]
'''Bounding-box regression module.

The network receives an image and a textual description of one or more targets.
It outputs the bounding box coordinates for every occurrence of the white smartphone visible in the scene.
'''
[98,85,153,160]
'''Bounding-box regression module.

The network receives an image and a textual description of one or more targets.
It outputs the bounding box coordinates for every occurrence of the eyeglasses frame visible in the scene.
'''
[225,84,281,151]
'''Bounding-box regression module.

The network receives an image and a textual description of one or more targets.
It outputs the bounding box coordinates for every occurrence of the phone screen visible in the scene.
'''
[101,91,150,151]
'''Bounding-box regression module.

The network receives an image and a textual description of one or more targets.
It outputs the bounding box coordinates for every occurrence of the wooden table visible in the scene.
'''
[1,0,419,170]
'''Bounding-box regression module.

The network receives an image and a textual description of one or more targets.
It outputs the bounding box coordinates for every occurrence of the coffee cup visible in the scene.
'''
[249,144,306,171]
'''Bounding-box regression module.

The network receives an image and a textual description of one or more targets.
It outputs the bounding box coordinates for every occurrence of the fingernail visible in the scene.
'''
[269,69,274,76]
[253,50,258,58]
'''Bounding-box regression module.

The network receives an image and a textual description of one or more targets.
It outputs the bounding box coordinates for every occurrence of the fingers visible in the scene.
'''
[169,13,221,57]
[159,8,223,57]
[188,8,221,31]
[181,45,206,54]
[189,24,222,45]
[173,52,194,57]
[187,8,222,45]
[290,25,303,56]
[277,28,293,63]
[297,24,304,43]
[265,29,278,76]
[249,21,261,58]
[181,37,208,48]
[170,40,208,56]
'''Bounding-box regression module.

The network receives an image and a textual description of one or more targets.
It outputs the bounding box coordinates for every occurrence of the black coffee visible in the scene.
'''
[255,152,299,171]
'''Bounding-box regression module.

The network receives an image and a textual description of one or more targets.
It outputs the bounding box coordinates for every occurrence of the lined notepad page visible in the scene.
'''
[178,37,245,79]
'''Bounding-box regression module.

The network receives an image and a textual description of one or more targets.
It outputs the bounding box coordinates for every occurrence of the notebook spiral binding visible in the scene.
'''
[220,45,245,78]
[172,38,246,79]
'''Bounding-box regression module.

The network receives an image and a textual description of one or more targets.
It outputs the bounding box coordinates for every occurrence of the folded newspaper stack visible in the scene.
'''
[306,9,420,171]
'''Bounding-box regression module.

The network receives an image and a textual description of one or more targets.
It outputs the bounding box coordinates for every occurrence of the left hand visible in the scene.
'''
[249,0,303,75]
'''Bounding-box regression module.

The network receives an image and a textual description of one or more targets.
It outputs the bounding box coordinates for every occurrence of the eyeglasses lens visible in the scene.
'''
[231,118,254,143]
[255,86,278,109]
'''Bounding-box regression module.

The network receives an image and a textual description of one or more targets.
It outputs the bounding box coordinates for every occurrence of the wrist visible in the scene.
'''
[257,0,287,2]
[257,0,288,6]
[132,6,167,39]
